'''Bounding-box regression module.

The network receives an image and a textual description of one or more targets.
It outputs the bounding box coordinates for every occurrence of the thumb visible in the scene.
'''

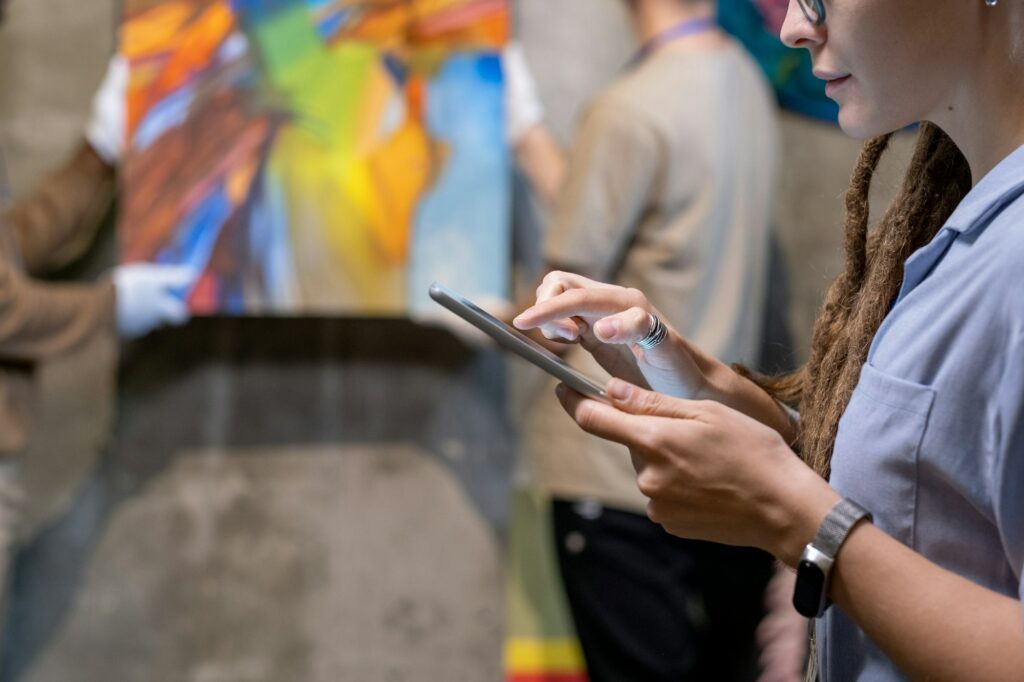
[156,294,190,327]
[605,378,705,421]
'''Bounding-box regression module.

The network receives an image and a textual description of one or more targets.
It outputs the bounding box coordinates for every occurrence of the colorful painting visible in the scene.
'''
[120,0,511,315]
[719,0,838,122]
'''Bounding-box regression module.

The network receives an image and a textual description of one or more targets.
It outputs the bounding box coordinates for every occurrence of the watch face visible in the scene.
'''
[793,559,827,618]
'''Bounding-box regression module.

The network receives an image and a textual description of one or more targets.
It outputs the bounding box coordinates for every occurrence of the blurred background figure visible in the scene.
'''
[0,39,193,640]
[506,0,784,678]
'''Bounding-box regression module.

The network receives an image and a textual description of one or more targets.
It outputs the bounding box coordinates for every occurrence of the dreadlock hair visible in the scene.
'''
[741,122,972,480]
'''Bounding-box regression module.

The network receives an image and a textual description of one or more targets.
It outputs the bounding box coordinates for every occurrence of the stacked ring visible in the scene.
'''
[636,313,668,350]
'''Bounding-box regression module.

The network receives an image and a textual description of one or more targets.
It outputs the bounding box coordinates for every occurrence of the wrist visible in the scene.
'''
[768,461,841,567]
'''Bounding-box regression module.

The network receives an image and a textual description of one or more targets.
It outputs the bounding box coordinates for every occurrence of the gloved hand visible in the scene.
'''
[85,54,128,165]
[503,42,545,147]
[112,263,196,340]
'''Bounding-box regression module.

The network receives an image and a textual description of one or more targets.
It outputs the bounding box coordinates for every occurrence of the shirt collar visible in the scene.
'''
[944,143,1024,235]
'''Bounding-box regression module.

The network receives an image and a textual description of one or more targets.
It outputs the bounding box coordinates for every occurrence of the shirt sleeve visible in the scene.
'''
[3,143,116,276]
[0,254,116,362]
[85,54,128,166]
[991,329,1024,611]
[543,98,663,280]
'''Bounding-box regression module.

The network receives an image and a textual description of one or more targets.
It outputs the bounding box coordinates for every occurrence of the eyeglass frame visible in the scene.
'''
[797,0,826,26]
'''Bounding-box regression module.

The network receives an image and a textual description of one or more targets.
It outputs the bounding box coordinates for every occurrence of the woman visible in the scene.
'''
[513,0,1024,679]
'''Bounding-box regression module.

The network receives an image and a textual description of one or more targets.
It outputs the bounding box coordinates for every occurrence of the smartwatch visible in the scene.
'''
[792,498,872,618]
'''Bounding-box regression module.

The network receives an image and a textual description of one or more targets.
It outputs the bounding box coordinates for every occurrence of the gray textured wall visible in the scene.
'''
[0,0,916,679]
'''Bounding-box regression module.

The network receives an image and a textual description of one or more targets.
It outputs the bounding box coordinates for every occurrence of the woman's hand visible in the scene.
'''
[513,271,722,398]
[555,378,839,564]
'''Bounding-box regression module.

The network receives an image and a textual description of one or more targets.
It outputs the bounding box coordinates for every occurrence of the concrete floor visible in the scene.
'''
[0,0,920,679]
[4,319,517,682]
[16,444,503,682]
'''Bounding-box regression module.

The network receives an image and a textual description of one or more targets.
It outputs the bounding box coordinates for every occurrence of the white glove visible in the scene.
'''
[85,54,128,165]
[503,42,545,146]
[113,263,196,339]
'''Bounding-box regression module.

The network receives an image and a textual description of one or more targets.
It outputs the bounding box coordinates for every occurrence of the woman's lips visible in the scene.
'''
[825,75,851,97]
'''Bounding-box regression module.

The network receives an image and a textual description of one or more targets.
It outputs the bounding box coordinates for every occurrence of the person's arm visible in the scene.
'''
[503,43,568,207]
[514,126,569,208]
[553,380,1024,681]
[4,53,126,276]
[826,333,1024,679]
[825,523,1023,680]
[0,257,116,361]
[3,143,116,276]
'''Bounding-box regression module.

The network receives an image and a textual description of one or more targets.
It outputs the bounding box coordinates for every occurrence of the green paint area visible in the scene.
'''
[249,5,376,148]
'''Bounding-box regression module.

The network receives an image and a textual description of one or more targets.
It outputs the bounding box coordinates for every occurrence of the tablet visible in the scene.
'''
[428,283,609,402]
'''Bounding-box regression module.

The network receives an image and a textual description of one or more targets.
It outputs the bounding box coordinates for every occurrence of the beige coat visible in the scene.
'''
[0,144,117,456]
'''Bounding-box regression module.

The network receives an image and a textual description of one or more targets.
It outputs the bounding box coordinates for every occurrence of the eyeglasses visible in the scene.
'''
[796,0,826,26]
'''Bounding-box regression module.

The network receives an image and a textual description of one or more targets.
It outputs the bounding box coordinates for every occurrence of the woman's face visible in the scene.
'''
[780,0,980,138]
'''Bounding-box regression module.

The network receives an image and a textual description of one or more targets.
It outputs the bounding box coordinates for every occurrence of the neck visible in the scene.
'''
[630,0,715,44]
[930,17,1024,183]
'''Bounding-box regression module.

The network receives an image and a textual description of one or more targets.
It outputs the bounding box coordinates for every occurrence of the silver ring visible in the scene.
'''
[635,313,668,350]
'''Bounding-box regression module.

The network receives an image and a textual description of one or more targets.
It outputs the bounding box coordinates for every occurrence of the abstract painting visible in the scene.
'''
[120,0,511,315]
[719,0,838,122]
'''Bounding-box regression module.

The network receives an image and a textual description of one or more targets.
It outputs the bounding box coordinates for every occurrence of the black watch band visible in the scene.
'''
[792,498,872,618]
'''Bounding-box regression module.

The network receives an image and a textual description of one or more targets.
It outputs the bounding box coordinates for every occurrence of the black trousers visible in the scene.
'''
[552,498,774,682]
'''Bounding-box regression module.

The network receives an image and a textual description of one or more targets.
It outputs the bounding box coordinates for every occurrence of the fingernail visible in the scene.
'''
[512,315,526,328]
[595,319,618,339]
[556,324,577,341]
[607,380,632,401]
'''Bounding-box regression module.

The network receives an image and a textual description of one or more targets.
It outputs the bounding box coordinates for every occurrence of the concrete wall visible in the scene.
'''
[0,1,917,680]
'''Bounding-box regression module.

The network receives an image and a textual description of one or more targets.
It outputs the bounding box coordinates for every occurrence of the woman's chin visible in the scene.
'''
[835,108,869,139]
[836,102,915,140]
[837,109,893,141]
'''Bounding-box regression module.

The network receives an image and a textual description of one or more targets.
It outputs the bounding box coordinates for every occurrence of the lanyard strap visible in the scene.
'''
[627,16,718,69]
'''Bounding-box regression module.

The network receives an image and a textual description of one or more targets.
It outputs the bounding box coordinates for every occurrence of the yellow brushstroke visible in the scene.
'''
[504,638,587,674]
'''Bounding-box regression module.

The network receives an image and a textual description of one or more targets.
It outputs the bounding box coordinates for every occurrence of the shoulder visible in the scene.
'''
[978,189,1024,329]
[585,77,660,126]
[982,187,1024,268]
[576,85,664,150]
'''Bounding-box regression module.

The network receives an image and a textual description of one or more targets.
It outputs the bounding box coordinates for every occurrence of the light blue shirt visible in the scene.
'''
[820,144,1024,681]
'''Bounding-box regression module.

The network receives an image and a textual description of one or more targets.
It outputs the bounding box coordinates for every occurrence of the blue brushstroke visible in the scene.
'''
[409,52,511,312]
[314,6,356,40]
[247,170,298,308]
[156,184,234,298]
[382,53,408,87]
[133,85,197,152]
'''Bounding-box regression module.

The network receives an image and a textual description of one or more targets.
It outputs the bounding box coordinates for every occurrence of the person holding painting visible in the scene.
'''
[505,0,804,679]
[0,39,192,633]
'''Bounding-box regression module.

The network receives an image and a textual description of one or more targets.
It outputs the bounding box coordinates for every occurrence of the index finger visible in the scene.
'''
[533,270,603,303]
[514,285,645,331]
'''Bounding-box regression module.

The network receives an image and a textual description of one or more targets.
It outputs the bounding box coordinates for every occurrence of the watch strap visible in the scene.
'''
[813,498,872,558]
